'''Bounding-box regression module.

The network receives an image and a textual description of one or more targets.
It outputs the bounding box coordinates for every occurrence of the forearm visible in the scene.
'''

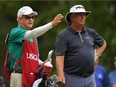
[96,40,107,56]
[24,22,52,40]
[56,56,64,77]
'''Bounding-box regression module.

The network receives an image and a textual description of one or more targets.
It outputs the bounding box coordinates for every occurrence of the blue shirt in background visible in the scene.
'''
[95,65,108,87]
[108,70,116,87]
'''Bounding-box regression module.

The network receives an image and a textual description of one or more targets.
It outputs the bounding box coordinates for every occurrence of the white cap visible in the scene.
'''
[65,5,91,24]
[17,6,38,18]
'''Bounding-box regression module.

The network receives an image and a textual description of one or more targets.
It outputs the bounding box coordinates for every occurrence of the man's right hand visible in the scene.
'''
[58,74,65,84]
[51,14,64,26]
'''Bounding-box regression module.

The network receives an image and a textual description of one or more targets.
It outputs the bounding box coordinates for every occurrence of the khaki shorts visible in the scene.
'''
[10,72,22,87]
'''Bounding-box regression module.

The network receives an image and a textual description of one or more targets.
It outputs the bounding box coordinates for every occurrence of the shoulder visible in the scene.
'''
[8,26,27,42]
[10,26,27,36]
[10,27,18,34]
[109,70,116,76]
[57,27,69,38]
[84,27,96,34]
[97,65,106,71]
[98,65,105,69]
[109,70,116,80]
[100,65,106,72]
[11,26,27,33]
[9,27,17,37]
[84,27,101,39]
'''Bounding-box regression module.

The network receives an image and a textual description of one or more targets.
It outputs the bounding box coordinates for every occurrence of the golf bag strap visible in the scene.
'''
[5,32,21,71]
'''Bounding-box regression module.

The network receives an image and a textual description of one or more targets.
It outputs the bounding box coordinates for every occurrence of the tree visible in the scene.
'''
[0,0,116,79]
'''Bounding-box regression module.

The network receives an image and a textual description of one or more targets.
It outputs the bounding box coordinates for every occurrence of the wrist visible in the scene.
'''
[95,50,99,61]
[50,22,54,27]
[49,22,52,26]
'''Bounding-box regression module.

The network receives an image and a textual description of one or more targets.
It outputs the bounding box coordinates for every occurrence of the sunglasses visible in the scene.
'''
[23,15,35,19]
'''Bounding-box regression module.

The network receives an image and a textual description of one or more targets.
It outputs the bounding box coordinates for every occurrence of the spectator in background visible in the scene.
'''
[108,56,116,87]
[94,57,108,87]
[0,76,6,87]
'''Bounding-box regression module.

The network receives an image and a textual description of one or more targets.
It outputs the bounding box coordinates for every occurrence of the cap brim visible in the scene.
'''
[65,11,91,24]
[33,11,38,16]
[65,12,72,24]
[85,11,91,16]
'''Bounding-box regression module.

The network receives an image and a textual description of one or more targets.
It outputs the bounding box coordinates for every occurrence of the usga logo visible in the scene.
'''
[27,53,39,61]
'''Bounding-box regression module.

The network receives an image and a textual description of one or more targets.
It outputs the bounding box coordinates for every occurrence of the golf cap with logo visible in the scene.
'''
[65,5,91,24]
[17,6,38,18]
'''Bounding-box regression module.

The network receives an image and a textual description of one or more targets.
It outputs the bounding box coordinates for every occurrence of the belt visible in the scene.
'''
[13,70,22,74]
[72,72,93,78]
[78,73,92,78]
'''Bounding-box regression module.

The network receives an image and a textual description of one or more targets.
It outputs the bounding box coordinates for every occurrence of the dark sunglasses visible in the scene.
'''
[23,15,35,19]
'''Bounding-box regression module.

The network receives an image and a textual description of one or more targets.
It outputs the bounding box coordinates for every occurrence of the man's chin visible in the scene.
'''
[27,26,33,29]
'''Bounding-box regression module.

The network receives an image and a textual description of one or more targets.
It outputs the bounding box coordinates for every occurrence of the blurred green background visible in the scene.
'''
[0,1,116,86]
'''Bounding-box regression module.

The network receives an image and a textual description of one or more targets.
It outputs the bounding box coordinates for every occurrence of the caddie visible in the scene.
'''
[5,6,63,87]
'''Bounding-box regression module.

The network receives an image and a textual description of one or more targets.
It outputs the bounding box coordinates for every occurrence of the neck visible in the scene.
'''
[70,24,83,32]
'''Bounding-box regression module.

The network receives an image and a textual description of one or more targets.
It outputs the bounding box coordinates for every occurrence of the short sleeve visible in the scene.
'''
[108,72,116,85]
[55,33,68,56]
[9,28,27,43]
[92,29,104,47]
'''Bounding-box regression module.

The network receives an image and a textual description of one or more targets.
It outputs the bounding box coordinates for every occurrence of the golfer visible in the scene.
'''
[55,5,106,87]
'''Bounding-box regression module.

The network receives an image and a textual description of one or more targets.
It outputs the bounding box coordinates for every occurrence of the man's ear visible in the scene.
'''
[17,18,22,24]
[70,14,75,23]
[17,18,19,22]
[70,14,73,19]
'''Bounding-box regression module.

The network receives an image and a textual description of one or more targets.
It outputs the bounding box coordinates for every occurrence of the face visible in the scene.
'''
[17,14,35,30]
[70,13,86,26]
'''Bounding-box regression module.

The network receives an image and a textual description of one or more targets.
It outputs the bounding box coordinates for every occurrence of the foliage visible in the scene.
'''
[0,0,116,78]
